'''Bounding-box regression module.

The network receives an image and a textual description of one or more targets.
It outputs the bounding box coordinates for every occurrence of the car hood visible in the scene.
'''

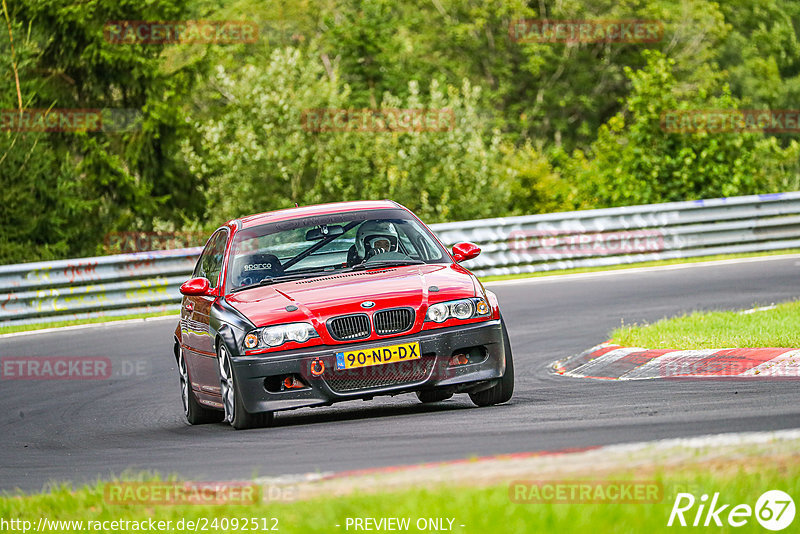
[225,264,477,327]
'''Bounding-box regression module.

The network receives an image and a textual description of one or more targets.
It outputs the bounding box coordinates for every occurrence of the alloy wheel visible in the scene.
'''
[178,350,190,416]
[217,345,235,423]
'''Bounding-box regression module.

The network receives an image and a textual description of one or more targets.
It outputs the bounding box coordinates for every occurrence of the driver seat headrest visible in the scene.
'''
[236,252,283,287]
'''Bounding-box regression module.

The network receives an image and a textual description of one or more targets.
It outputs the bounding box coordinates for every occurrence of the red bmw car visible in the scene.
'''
[173,201,514,429]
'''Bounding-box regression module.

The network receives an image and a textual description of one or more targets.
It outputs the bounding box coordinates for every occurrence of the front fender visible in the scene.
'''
[215,322,240,356]
[486,290,501,320]
[210,296,254,356]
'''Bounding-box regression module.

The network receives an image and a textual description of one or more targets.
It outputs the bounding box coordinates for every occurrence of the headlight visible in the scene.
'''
[425,298,490,323]
[284,322,313,343]
[261,327,285,347]
[450,300,474,320]
[244,322,319,350]
[427,303,449,323]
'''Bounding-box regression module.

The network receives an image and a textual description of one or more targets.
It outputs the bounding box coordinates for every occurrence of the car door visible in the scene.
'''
[181,228,229,399]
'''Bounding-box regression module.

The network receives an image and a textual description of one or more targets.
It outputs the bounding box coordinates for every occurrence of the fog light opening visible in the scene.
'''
[264,374,309,393]
[449,353,469,367]
[283,375,307,390]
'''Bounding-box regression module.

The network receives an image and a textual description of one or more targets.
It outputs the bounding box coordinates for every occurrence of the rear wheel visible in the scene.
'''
[217,343,273,430]
[416,390,454,403]
[469,320,514,407]
[178,348,222,425]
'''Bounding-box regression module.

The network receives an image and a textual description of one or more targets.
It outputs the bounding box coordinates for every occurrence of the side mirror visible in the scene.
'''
[451,242,481,263]
[180,277,212,296]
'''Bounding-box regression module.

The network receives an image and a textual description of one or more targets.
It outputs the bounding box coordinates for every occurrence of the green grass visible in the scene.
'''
[0,311,177,335]
[479,248,800,282]
[2,460,798,533]
[612,300,800,350]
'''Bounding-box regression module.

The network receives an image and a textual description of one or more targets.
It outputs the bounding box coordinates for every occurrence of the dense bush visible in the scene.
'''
[181,46,510,223]
[563,51,800,208]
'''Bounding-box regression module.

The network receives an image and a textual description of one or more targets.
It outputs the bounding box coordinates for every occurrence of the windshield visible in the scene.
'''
[226,209,448,291]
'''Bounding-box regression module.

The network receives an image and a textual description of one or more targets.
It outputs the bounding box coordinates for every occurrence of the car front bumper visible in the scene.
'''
[229,319,506,414]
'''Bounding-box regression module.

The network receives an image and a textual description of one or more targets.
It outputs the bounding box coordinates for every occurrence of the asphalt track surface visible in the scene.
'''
[2,256,800,492]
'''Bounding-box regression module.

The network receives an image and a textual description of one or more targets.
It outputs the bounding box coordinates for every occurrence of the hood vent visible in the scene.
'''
[295,269,394,284]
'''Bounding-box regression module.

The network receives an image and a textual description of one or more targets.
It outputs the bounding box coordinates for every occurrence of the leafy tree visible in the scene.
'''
[501,142,575,215]
[311,78,509,222]
[563,51,800,208]
[180,46,346,222]
[0,0,206,262]
[718,0,800,112]
[181,45,510,224]
[0,11,90,263]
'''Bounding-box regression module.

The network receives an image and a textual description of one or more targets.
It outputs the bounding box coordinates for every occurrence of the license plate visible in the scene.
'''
[335,341,420,370]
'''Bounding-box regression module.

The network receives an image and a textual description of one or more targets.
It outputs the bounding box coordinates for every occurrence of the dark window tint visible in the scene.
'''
[194,229,228,288]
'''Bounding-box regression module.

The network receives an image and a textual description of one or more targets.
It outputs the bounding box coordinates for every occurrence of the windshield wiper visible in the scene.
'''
[231,270,335,292]
[347,259,425,271]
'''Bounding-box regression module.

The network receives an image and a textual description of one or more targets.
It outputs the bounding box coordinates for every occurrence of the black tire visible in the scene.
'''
[178,348,223,425]
[217,343,274,430]
[469,319,514,407]
[416,390,454,403]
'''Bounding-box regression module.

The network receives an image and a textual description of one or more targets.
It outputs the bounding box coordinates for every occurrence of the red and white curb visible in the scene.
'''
[553,343,800,380]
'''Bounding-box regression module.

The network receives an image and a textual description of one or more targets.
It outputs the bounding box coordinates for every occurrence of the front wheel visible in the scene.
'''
[469,320,514,407]
[217,343,273,430]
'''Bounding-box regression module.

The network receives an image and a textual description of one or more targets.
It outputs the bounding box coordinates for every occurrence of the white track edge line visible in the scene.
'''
[0,314,179,339]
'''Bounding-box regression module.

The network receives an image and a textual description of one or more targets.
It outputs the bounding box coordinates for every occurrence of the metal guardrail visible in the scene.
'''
[3,192,800,327]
